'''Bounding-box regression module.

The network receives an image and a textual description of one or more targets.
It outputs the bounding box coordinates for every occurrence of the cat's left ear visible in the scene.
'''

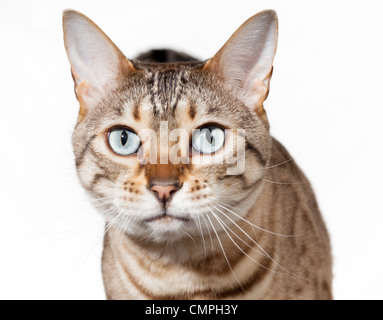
[63,10,135,120]
[204,10,278,120]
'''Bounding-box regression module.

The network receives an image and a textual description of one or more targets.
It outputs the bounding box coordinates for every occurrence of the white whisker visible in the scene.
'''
[205,211,244,292]
[212,205,299,277]
[261,158,293,169]
[262,178,303,185]
[210,207,305,280]
[183,230,196,242]
[218,203,303,237]
[110,212,130,248]
[209,209,273,272]
[196,216,207,257]
[219,182,242,194]
[201,214,214,251]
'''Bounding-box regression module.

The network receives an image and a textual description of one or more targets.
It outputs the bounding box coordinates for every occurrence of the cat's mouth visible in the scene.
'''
[145,213,190,224]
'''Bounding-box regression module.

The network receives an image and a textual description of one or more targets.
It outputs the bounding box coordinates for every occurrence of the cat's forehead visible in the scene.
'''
[89,61,257,134]
[143,67,191,120]
[113,63,243,129]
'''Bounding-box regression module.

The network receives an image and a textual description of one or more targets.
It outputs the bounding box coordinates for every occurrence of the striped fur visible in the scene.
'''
[101,140,332,300]
[63,9,332,300]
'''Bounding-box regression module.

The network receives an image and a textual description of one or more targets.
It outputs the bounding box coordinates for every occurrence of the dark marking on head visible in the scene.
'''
[208,107,219,114]
[246,141,267,166]
[147,71,159,115]
[75,134,96,168]
[157,70,179,113]
[89,173,112,191]
[132,101,141,121]
[188,102,196,120]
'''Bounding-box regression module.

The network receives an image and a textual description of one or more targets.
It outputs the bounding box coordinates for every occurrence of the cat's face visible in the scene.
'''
[64,10,278,243]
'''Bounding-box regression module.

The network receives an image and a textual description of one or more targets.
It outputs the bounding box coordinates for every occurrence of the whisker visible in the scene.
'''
[261,158,293,170]
[196,216,207,257]
[110,212,130,249]
[57,229,104,281]
[104,209,124,235]
[205,211,244,292]
[212,205,299,276]
[86,196,116,204]
[57,209,119,280]
[100,208,127,262]
[219,182,242,194]
[201,215,214,251]
[212,205,264,256]
[218,203,304,237]
[262,178,303,185]
[34,205,115,238]
[218,202,259,239]
[183,230,196,242]
[209,209,272,272]
[23,196,115,224]
[211,207,305,280]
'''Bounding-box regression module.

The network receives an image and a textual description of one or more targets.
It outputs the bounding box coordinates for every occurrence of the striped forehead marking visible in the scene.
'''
[147,69,187,118]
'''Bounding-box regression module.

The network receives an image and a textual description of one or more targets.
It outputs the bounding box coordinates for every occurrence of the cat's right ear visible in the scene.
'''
[63,10,135,120]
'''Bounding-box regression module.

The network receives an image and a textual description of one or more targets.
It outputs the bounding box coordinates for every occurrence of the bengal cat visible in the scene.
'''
[63,9,332,300]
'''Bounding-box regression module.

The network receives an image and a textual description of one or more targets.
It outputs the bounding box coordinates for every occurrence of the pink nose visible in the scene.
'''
[151,185,177,202]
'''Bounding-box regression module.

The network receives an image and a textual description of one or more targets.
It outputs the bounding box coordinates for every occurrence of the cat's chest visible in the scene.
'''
[102,228,272,300]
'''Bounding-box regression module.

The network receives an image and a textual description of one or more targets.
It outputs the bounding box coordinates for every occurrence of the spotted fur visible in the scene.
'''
[63,9,332,300]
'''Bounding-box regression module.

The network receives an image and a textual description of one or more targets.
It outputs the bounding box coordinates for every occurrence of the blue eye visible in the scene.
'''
[192,126,225,154]
[108,128,140,156]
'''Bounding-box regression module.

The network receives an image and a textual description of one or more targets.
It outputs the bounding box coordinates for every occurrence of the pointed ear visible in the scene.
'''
[204,10,278,120]
[63,10,135,119]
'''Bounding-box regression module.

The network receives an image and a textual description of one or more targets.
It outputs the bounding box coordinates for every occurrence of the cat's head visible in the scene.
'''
[63,10,278,243]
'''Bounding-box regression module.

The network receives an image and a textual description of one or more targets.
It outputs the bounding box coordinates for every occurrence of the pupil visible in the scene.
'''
[205,129,213,144]
[120,130,128,146]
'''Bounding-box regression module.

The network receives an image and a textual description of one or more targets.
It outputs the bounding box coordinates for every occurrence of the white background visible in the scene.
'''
[0,0,382,300]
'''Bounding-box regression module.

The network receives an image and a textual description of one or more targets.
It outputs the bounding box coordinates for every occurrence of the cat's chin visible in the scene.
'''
[145,213,190,223]
[118,211,193,243]
[145,214,191,235]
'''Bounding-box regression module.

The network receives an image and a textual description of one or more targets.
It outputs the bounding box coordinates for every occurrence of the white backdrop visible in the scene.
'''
[0,0,382,300]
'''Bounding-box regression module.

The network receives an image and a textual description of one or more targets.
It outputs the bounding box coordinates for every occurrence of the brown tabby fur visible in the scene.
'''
[63,9,332,300]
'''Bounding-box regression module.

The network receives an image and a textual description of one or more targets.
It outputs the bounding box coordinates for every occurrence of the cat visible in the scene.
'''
[63,9,333,300]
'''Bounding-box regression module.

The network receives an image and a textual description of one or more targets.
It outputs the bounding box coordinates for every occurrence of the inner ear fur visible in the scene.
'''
[63,9,135,120]
[204,10,278,121]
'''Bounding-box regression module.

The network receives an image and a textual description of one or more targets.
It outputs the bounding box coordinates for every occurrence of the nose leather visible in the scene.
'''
[151,185,177,202]
[146,164,184,205]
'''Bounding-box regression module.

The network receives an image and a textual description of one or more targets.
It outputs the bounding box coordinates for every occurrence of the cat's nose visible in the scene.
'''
[150,184,180,204]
